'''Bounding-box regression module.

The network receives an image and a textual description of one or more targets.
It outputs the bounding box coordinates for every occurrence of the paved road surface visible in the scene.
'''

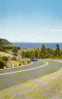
[0,60,62,91]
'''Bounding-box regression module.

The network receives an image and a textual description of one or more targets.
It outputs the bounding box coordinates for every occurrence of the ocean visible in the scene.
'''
[14,43,62,49]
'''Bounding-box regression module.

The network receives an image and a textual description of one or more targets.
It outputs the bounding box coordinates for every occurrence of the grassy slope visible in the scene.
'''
[0,38,12,46]
[0,51,13,57]
[0,68,62,99]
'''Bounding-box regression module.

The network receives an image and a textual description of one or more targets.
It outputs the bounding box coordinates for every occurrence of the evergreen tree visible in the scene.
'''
[55,44,60,56]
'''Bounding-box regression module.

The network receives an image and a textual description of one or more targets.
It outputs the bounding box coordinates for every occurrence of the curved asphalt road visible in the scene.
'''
[0,59,62,91]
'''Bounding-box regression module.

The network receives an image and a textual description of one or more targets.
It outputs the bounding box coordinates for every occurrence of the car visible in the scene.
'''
[31,58,38,61]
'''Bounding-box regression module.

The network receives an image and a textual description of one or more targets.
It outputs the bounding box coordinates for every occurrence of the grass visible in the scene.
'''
[0,51,12,57]
[0,68,62,99]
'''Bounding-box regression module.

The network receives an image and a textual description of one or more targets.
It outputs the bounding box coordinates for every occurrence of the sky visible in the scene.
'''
[0,0,62,42]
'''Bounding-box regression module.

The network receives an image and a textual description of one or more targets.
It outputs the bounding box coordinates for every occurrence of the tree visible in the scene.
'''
[2,56,8,62]
[34,49,39,58]
[21,51,25,58]
[0,59,6,69]
[21,50,32,58]
[40,44,48,58]
[12,47,18,56]
[55,44,60,56]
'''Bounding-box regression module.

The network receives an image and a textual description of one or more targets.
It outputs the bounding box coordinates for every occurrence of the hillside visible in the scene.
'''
[0,38,12,47]
[0,38,14,52]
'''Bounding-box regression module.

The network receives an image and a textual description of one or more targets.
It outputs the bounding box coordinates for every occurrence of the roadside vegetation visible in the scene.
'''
[0,38,62,99]
[21,44,62,59]
[0,39,31,69]
[0,38,62,69]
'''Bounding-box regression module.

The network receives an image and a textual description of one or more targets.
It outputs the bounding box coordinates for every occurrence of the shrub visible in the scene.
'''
[0,59,6,69]
[1,56,8,62]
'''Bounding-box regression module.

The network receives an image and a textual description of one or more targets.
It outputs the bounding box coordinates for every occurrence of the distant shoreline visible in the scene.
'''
[14,43,62,49]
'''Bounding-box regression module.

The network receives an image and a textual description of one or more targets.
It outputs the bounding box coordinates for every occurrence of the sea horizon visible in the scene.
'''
[14,42,62,49]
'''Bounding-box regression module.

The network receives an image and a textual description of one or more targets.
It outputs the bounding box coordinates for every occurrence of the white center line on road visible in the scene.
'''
[0,62,48,76]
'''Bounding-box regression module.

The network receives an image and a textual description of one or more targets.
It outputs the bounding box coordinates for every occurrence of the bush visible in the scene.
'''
[12,47,18,56]
[0,59,6,69]
[11,56,17,60]
[1,56,8,62]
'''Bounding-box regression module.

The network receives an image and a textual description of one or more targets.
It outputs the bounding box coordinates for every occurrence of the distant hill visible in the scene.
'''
[0,38,12,47]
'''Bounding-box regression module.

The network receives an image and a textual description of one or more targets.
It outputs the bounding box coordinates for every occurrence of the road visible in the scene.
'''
[0,60,44,74]
[0,59,62,91]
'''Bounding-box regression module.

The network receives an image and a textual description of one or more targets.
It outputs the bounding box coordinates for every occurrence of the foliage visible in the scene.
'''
[21,44,62,59]
[0,56,8,69]
[12,47,18,56]
[1,56,8,61]
[0,59,6,69]
[55,44,61,56]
